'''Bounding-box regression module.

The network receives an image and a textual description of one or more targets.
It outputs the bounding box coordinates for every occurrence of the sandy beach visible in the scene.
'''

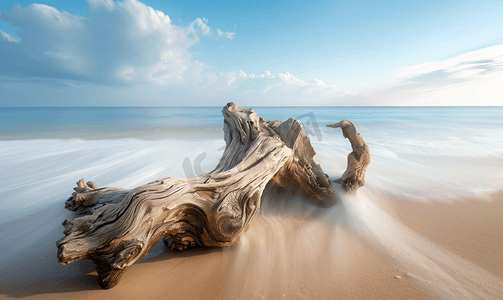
[1,189,501,299]
[1,106,502,299]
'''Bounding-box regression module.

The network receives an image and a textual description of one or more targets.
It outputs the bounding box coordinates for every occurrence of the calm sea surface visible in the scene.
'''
[1,106,502,140]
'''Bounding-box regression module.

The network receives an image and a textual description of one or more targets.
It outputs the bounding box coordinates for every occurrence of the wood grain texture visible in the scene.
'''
[57,103,356,289]
[327,120,371,192]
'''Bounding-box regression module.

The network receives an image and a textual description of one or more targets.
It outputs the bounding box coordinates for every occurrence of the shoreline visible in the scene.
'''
[0,214,427,300]
[1,189,501,299]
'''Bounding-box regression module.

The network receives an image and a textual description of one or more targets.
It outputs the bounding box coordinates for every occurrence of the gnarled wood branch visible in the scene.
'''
[57,103,346,289]
[327,120,371,192]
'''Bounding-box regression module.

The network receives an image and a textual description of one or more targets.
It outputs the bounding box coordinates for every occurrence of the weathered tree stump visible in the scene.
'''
[56,103,349,289]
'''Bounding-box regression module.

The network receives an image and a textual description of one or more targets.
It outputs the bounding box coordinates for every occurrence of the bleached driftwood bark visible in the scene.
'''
[327,120,371,192]
[57,103,336,289]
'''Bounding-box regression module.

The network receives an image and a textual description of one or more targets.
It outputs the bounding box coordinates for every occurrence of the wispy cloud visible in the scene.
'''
[217,70,338,95]
[217,29,235,40]
[0,29,20,43]
[373,44,503,105]
[398,44,503,88]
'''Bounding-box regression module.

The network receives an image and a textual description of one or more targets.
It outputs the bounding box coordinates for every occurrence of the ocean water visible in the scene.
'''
[1,106,502,298]
[1,106,502,222]
[2,106,502,138]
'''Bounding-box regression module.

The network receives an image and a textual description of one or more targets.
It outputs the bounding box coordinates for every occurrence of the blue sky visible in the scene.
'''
[1,0,502,106]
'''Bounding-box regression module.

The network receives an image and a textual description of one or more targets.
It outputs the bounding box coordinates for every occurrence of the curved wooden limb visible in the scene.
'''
[57,103,338,288]
[266,118,336,207]
[64,179,129,215]
[327,120,371,192]
[58,177,214,288]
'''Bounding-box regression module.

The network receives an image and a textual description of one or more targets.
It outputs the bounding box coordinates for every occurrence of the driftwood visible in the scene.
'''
[56,103,339,289]
[327,120,371,192]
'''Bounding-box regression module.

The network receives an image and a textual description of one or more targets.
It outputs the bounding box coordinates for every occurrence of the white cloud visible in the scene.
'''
[192,17,210,35]
[0,0,352,105]
[217,28,235,40]
[188,70,344,104]
[0,29,20,43]
[0,0,215,84]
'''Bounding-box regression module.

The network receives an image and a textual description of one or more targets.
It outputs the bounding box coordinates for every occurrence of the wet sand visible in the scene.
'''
[0,217,426,299]
[373,190,503,280]
[1,190,502,299]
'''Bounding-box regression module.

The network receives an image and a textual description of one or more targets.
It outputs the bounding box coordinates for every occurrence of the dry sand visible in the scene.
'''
[1,190,502,299]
